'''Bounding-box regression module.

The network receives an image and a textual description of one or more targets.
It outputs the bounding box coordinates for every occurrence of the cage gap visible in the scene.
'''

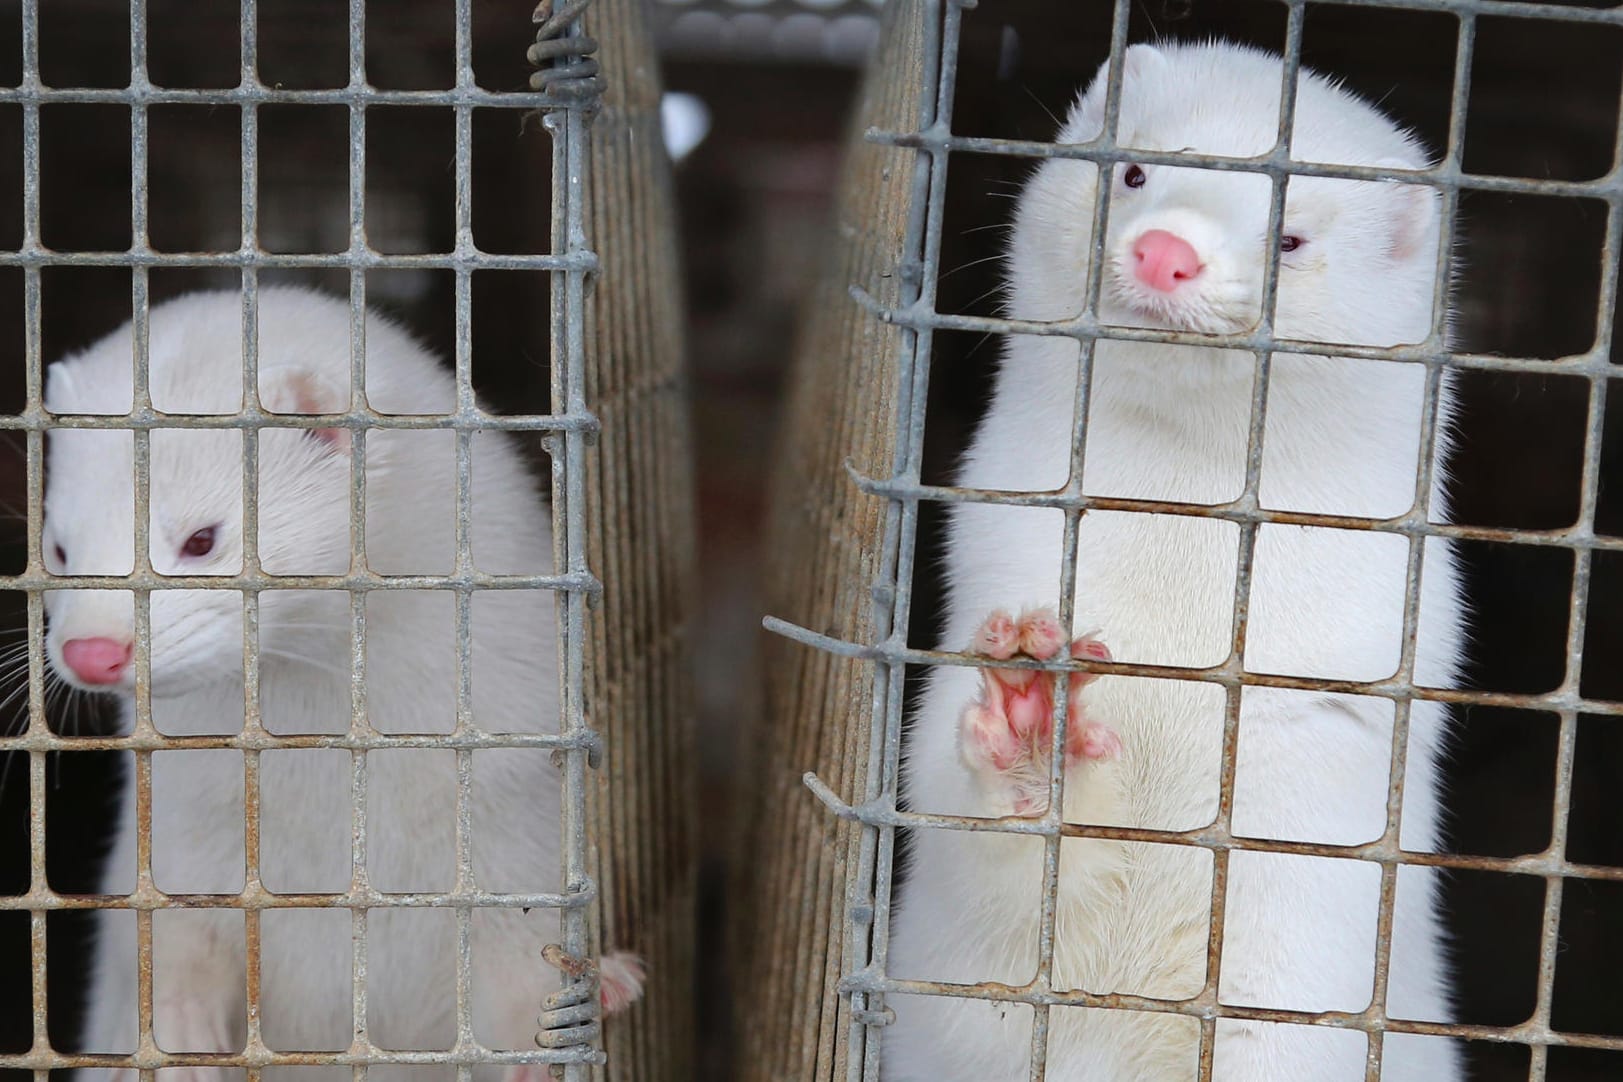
[0,104,20,259]
[470,107,554,257]
[1457,193,1607,362]
[1592,381,1623,538]
[149,267,244,321]
[37,268,135,410]
[367,905,457,1051]
[255,0,348,90]
[1448,537,1574,697]
[1462,18,1623,185]
[148,106,242,254]
[364,106,455,256]
[470,270,551,417]
[1578,545,1623,706]
[365,268,454,349]
[0,9,18,89]
[260,907,352,1052]
[1548,1046,1623,1080]
[152,908,249,1049]
[1565,712,1623,869]
[928,146,1054,322]
[945,0,1292,143]
[39,105,132,254]
[1444,705,1559,859]
[1550,877,1623,1039]
[1299,6,1456,148]
[364,4,454,91]
[37,3,127,90]
[1433,867,1547,1030]
[0,269,20,421]
[258,104,350,255]
[1449,369,1590,533]
[468,3,543,91]
[145,0,238,88]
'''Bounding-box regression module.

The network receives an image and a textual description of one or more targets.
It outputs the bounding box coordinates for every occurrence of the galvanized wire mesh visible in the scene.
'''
[751,0,1622,1079]
[0,1,694,1079]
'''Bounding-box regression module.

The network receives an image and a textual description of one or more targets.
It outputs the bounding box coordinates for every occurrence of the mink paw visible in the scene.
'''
[959,607,1119,817]
[599,951,645,1015]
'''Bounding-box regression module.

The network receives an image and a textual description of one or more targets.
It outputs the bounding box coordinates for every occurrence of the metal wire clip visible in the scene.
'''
[528,0,602,101]
[533,942,604,1076]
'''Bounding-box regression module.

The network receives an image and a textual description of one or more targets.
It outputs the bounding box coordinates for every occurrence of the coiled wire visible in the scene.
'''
[532,943,605,1075]
[528,0,603,101]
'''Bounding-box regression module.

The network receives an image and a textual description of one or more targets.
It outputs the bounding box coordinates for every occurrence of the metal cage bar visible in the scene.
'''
[756,0,1623,1079]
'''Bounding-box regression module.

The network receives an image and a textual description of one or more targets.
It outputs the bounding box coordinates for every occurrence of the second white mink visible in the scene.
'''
[885,42,1465,1080]
[42,288,640,1082]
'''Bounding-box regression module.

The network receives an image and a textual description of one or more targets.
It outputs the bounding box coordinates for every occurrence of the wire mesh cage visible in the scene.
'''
[744,0,1623,1079]
[0,2,696,1081]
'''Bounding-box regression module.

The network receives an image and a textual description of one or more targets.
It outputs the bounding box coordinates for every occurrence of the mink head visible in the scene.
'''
[1007,41,1447,351]
[40,288,454,698]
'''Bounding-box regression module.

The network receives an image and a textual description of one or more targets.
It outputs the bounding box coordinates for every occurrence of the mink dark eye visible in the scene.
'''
[181,526,217,558]
[1123,164,1147,189]
[1280,235,1304,253]
[51,542,65,566]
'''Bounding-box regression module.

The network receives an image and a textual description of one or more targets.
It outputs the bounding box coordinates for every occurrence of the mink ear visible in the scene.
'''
[259,367,350,455]
[1122,43,1170,83]
[42,363,71,414]
[1374,157,1441,264]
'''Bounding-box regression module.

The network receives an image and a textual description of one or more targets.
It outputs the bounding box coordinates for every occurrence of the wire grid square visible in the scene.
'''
[0,1,609,1078]
[764,0,1623,1078]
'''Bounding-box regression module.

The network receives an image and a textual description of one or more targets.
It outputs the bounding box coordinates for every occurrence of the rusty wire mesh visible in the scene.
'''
[0,1,694,1080]
[747,0,1622,1079]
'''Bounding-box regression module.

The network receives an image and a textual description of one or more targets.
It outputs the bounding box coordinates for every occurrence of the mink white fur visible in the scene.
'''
[884,42,1465,1081]
[42,288,639,1082]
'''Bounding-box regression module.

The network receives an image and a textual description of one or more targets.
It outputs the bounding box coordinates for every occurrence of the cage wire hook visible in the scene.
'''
[532,942,606,1075]
[528,0,602,103]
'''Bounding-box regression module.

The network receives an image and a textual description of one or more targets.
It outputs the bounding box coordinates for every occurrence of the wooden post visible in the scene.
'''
[579,2,698,1077]
[736,4,932,1079]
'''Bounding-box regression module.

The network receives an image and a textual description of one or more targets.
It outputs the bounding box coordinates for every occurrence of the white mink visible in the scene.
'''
[41,288,640,1082]
[884,42,1465,1081]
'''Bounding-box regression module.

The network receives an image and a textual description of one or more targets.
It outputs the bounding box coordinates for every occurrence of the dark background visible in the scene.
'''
[1,1,1620,1079]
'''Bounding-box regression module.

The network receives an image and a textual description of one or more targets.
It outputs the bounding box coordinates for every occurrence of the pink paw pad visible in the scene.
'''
[1069,722,1124,762]
[958,607,1120,816]
[1018,610,1066,660]
[971,609,1021,659]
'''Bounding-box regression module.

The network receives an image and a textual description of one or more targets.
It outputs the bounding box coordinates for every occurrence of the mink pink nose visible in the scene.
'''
[61,637,133,685]
[1132,229,1204,292]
